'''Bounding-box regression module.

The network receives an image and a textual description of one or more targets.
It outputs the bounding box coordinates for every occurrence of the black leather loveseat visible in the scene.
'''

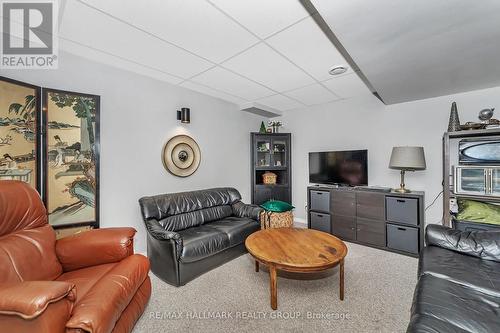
[139,187,262,286]
[407,224,500,333]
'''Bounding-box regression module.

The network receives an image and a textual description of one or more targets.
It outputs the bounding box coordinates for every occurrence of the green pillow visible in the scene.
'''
[456,199,500,225]
[260,200,294,212]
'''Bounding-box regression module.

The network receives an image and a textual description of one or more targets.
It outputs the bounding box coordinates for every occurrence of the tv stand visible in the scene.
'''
[307,186,425,257]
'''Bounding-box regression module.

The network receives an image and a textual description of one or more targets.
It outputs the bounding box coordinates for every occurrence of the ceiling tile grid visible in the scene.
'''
[57,0,372,112]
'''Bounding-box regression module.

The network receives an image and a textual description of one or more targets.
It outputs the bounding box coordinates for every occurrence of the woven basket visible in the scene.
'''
[262,171,277,185]
[260,210,294,229]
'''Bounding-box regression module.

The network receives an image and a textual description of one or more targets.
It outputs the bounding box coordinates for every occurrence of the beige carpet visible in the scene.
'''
[133,242,418,333]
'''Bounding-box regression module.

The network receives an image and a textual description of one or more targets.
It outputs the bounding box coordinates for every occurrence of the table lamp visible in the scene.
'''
[389,146,426,193]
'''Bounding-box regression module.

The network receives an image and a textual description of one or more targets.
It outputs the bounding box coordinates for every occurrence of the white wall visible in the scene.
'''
[279,86,500,225]
[2,51,263,253]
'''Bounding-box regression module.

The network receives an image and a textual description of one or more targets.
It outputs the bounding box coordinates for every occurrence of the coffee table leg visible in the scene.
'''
[340,259,345,301]
[270,265,277,310]
[255,260,259,272]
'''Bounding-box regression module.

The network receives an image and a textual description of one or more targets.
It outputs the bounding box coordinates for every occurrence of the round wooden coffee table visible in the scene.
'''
[245,228,348,310]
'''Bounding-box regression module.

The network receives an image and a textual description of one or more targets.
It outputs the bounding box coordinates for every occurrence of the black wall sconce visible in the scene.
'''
[177,107,190,123]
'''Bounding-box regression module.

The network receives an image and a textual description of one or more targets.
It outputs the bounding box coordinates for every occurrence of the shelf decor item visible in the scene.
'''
[447,102,461,132]
[162,134,201,177]
[478,108,495,122]
[389,146,426,193]
[268,120,282,133]
[259,121,267,133]
[262,171,277,184]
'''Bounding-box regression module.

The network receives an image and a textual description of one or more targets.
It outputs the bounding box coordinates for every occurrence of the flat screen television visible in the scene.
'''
[309,150,368,186]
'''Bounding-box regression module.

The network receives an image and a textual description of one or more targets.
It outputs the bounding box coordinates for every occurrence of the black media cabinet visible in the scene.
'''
[307,186,425,257]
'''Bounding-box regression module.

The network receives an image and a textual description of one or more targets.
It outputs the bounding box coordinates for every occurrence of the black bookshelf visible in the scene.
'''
[251,132,292,205]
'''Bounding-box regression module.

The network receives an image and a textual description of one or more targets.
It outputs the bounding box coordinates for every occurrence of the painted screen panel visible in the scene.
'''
[44,89,99,228]
[0,77,40,191]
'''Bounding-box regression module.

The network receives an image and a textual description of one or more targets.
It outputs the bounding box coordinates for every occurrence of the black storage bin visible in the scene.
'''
[310,190,330,213]
[310,212,331,233]
[386,197,419,226]
[386,223,419,254]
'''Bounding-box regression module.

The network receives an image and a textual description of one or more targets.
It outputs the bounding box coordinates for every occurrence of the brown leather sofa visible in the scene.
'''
[0,181,151,333]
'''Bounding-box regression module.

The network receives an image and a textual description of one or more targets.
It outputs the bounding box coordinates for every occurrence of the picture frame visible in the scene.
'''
[0,76,42,193]
[42,88,100,229]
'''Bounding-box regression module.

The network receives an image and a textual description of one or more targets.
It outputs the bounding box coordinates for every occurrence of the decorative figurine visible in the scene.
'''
[447,102,460,132]
[478,108,495,122]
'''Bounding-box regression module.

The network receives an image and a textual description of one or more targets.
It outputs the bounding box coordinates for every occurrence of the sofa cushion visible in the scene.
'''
[425,224,500,262]
[66,254,150,333]
[0,181,62,284]
[410,274,500,333]
[419,246,500,297]
[178,226,230,263]
[56,262,116,301]
[407,313,470,333]
[205,217,259,247]
[139,187,241,221]
[0,225,63,284]
[158,205,233,232]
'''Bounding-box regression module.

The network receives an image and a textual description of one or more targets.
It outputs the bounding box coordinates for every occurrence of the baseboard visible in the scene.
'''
[294,217,307,228]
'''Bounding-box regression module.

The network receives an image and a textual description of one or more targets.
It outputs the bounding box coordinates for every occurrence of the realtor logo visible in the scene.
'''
[1,0,58,69]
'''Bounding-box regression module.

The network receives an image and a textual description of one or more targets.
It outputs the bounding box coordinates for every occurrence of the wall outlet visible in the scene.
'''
[449,199,459,213]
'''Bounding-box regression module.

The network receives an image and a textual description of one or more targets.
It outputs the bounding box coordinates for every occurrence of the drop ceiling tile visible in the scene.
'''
[80,0,258,63]
[179,81,247,105]
[60,39,183,85]
[266,16,352,81]
[209,0,311,39]
[190,66,274,100]
[222,43,315,92]
[60,1,213,79]
[283,83,339,106]
[257,94,304,111]
[322,73,372,98]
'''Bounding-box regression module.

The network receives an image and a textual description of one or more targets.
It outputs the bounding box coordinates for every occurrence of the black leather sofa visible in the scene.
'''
[139,187,262,286]
[407,224,500,333]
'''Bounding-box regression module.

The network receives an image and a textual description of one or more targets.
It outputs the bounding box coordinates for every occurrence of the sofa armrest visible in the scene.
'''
[0,281,75,320]
[144,219,182,257]
[426,224,500,262]
[232,201,263,221]
[56,227,136,272]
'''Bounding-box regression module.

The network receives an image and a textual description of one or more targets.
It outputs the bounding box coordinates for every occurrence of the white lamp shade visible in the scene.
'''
[389,146,426,170]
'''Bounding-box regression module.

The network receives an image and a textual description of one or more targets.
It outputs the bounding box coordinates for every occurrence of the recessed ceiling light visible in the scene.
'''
[329,66,348,76]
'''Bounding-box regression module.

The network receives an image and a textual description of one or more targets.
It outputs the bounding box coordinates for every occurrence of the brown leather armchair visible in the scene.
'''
[0,181,151,333]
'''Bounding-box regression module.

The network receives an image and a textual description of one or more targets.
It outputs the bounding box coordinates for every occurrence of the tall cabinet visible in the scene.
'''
[251,133,292,205]
[443,128,500,230]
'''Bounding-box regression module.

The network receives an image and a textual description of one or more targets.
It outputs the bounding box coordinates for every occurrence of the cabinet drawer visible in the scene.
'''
[310,190,330,212]
[356,192,385,220]
[386,224,419,254]
[310,212,331,233]
[332,215,356,241]
[386,197,419,226]
[356,217,385,246]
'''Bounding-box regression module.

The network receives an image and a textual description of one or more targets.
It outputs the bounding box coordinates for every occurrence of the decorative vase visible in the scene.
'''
[447,102,461,132]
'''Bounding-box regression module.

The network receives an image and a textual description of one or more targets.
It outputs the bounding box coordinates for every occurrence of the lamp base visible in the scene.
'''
[394,170,411,193]
[393,187,411,193]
